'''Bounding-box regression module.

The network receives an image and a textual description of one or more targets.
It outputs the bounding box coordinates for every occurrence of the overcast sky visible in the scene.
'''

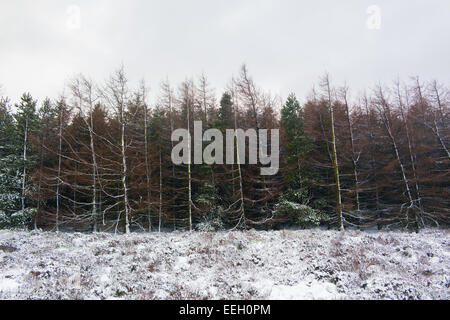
[1,0,449,105]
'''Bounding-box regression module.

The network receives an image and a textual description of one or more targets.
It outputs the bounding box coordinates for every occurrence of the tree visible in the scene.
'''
[280,93,311,187]
[277,94,326,227]
[0,97,27,228]
[101,66,133,234]
[33,97,58,229]
[3,66,447,232]
[14,93,39,226]
[339,86,362,214]
[320,75,344,231]
[232,66,283,227]
[430,81,449,159]
[374,85,420,230]
[177,79,195,231]
[149,106,166,232]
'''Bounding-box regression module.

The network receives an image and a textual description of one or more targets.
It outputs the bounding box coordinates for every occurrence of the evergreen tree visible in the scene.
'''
[0,94,39,228]
[15,93,39,215]
[33,98,58,229]
[217,92,234,128]
[280,93,312,188]
[0,98,23,228]
[276,94,327,227]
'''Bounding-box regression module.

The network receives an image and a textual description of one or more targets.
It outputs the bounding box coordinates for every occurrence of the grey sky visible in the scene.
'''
[1,0,449,104]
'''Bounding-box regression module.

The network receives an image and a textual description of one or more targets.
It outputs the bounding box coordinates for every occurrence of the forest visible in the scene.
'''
[0,65,448,233]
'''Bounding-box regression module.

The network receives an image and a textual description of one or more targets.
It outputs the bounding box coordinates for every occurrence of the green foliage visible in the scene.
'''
[13,93,40,184]
[14,93,40,145]
[195,183,219,207]
[0,98,16,156]
[0,94,40,230]
[195,183,225,231]
[150,108,165,141]
[196,216,225,232]
[0,155,21,216]
[274,188,328,228]
[280,93,313,188]
[0,208,35,229]
[279,94,330,227]
[0,99,25,229]
[0,149,34,230]
[217,92,234,129]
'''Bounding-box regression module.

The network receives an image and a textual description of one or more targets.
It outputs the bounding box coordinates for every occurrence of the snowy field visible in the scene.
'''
[0,229,448,300]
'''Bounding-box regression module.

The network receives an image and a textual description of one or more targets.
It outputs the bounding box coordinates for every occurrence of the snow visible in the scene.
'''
[0,228,448,300]
[0,278,20,292]
[270,280,340,300]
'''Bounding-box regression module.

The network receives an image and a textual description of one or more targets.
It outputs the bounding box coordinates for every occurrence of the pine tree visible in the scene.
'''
[0,98,24,228]
[13,93,39,227]
[33,97,59,229]
[280,93,311,188]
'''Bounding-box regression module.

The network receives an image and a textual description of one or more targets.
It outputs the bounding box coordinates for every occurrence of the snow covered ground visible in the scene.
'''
[0,229,448,300]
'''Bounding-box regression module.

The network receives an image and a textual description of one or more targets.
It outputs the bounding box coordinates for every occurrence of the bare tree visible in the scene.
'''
[229,79,246,229]
[177,79,196,231]
[374,85,420,229]
[70,75,101,232]
[339,85,361,213]
[197,73,215,124]
[160,79,176,178]
[430,81,450,159]
[321,74,344,231]
[101,66,132,234]
[395,80,423,213]
[138,81,153,231]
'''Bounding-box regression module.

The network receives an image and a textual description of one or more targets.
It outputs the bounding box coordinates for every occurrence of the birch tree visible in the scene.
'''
[374,86,419,229]
[142,83,153,231]
[338,87,360,215]
[70,76,101,232]
[179,80,195,231]
[14,94,39,222]
[0,97,25,228]
[395,80,423,213]
[430,81,450,159]
[320,75,344,231]
[102,67,132,234]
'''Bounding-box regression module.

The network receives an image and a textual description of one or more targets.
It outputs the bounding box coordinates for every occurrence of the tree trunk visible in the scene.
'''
[56,109,63,232]
[377,89,415,228]
[121,115,130,234]
[159,149,163,233]
[187,92,192,232]
[342,89,361,213]
[144,103,152,232]
[21,118,28,217]
[323,76,344,231]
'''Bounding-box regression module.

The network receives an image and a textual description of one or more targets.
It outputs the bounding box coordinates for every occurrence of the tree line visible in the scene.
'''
[0,65,448,233]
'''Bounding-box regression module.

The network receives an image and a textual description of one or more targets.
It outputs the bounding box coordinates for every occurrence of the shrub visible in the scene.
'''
[274,188,328,228]
[0,207,35,229]
[195,183,225,232]
[196,217,224,232]
[274,200,326,228]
